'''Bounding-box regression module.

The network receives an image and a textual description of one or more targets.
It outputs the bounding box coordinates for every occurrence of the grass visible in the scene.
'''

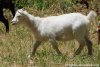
[0,29,99,67]
[0,3,100,67]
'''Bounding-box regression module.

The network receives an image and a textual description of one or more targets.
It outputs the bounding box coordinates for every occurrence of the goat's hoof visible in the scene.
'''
[27,55,31,60]
[73,53,80,57]
[27,55,33,60]
[57,52,63,56]
[74,51,81,56]
[28,54,35,59]
[88,52,93,55]
[28,55,31,59]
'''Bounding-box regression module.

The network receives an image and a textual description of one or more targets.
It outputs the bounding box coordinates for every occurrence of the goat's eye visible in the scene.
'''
[18,16,21,18]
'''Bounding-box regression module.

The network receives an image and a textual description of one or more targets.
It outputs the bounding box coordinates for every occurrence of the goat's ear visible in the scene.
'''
[96,8,100,15]
[22,8,25,11]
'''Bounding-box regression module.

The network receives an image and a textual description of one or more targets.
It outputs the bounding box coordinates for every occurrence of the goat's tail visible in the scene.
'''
[87,11,97,21]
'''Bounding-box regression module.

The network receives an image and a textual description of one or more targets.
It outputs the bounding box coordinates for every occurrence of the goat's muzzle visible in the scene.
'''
[11,21,17,25]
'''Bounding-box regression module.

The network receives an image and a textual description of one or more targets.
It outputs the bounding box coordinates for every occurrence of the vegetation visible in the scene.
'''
[0,0,100,67]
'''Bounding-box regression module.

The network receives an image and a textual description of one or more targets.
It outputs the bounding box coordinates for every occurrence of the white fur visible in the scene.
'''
[12,9,97,55]
[12,9,96,41]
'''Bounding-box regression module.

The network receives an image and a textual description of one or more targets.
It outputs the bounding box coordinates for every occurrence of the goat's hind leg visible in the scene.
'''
[74,39,85,55]
[49,38,62,55]
[74,31,85,55]
[85,36,93,55]
[74,38,85,55]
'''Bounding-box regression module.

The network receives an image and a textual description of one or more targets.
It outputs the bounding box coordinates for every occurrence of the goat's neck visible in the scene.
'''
[23,13,40,35]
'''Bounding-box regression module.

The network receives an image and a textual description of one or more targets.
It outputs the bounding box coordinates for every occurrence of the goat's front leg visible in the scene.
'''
[49,39,62,55]
[31,41,41,57]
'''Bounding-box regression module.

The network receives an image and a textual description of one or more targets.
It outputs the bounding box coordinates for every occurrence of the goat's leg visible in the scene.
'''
[0,16,9,32]
[74,40,85,55]
[49,39,62,55]
[98,32,100,45]
[85,36,93,55]
[73,27,86,55]
[74,44,85,55]
[31,41,41,57]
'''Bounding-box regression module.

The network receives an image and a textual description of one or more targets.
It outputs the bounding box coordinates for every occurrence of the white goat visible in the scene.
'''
[12,9,97,57]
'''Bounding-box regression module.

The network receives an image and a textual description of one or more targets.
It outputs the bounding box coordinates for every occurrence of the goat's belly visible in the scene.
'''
[55,28,74,41]
[35,35,48,41]
[55,33,74,41]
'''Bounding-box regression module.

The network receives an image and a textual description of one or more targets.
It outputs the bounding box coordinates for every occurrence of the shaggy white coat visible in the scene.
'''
[12,9,97,56]
[12,9,96,41]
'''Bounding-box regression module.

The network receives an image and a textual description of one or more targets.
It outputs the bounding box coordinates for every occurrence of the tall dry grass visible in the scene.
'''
[0,0,100,67]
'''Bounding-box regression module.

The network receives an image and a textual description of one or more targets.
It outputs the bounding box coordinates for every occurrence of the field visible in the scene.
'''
[0,0,100,67]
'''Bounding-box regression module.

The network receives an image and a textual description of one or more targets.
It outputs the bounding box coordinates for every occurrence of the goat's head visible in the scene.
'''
[96,8,100,16]
[12,8,27,25]
[92,7,100,16]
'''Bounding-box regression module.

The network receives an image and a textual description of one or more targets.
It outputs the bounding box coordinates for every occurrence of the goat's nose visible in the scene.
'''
[12,20,16,25]
[12,22,16,25]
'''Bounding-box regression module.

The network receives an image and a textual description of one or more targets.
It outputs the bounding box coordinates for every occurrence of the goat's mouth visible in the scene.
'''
[12,22,17,25]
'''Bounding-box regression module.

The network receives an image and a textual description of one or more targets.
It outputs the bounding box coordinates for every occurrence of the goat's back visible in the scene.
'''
[38,13,88,38]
